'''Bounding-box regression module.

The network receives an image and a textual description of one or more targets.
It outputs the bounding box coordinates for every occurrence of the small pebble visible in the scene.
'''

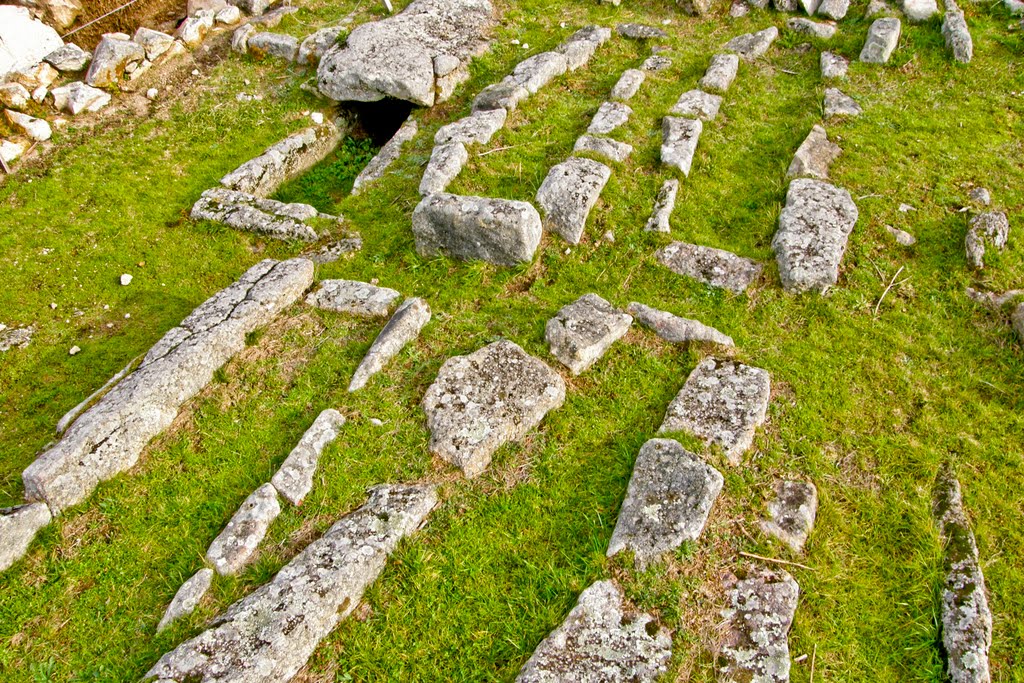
[146,88,159,100]
[898,203,916,213]
[120,274,133,286]
[50,303,57,309]
[191,69,200,76]
[310,112,324,124]
[125,313,131,319]
[369,418,384,426]
[603,230,615,243]
[69,345,81,356]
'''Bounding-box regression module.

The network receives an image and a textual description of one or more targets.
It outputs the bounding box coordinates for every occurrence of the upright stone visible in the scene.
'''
[157,568,214,632]
[786,124,841,180]
[348,298,431,391]
[670,89,722,121]
[0,503,51,573]
[942,3,973,64]
[412,193,542,266]
[860,18,901,63]
[965,212,1009,270]
[271,409,347,505]
[587,101,632,135]
[220,122,342,197]
[719,567,800,683]
[611,68,646,100]
[700,53,739,93]
[656,242,764,294]
[661,117,702,176]
[724,26,779,61]
[419,142,469,195]
[645,179,679,233]
[627,302,734,346]
[205,483,282,576]
[535,157,612,244]
[760,480,818,553]
[305,280,401,317]
[351,117,417,195]
[545,294,632,375]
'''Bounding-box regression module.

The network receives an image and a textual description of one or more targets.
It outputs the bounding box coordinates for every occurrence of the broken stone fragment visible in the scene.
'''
[670,89,722,121]
[661,116,702,176]
[965,211,1009,269]
[611,68,646,100]
[786,124,841,180]
[942,2,973,63]
[760,480,818,553]
[472,77,530,113]
[545,293,632,375]
[820,51,849,79]
[656,241,764,294]
[824,87,862,118]
[248,32,300,61]
[860,17,901,63]
[146,484,437,683]
[305,280,400,317]
[0,83,31,109]
[133,27,174,61]
[412,193,542,266]
[510,51,568,94]
[176,11,215,48]
[535,157,611,244]
[271,409,347,505]
[44,43,91,71]
[0,503,51,573]
[206,483,281,576]
[645,179,679,233]
[0,7,63,82]
[0,139,28,166]
[627,302,734,346]
[0,324,34,352]
[787,17,837,39]
[156,568,214,632]
[642,54,672,71]
[5,110,51,142]
[349,298,431,391]
[351,117,417,195]
[515,580,672,683]
[724,26,779,61]
[231,23,256,53]
[659,358,770,465]
[422,340,565,478]
[191,188,334,242]
[719,566,800,683]
[817,0,851,19]
[11,62,58,92]
[573,134,633,163]
[305,237,363,264]
[607,438,724,568]
[220,121,342,197]
[298,26,346,65]
[886,224,916,246]
[86,34,146,87]
[419,142,468,195]
[616,23,669,40]
[434,108,507,146]
[700,53,739,93]
[587,101,632,135]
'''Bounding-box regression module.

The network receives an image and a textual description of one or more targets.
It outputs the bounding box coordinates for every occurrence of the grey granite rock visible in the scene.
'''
[719,566,800,683]
[773,0,801,11]
[645,179,679,233]
[536,157,611,244]
[573,134,633,163]
[22,259,313,513]
[642,54,672,71]
[860,17,901,63]
[306,280,401,317]
[824,87,862,118]
[670,89,722,121]
[965,212,1009,269]
[1013,304,1024,342]
[351,117,417,195]
[817,0,851,19]
[419,141,468,195]
[659,358,770,465]
[206,483,281,576]
[545,294,632,375]
[787,17,837,39]
[133,27,174,61]
[44,42,91,71]
[700,53,739,93]
[901,0,938,21]
[349,298,431,391]
[773,178,859,293]
[942,2,973,64]
[557,25,612,71]
[146,484,437,683]
[85,34,145,87]
[611,68,646,100]
[661,116,702,176]
[616,23,669,39]
[968,187,991,206]
[760,480,817,553]
[656,242,763,294]
[221,122,342,197]
[412,193,542,266]
[587,101,632,135]
[434,108,507,146]
[249,4,298,24]
[472,77,530,113]
[230,0,273,14]
[177,11,214,48]
[248,32,300,61]
[271,409,347,505]
[510,51,568,94]
[787,124,841,180]
[627,302,734,346]
[886,224,916,246]
[157,568,214,632]
[231,23,256,53]
[0,324,34,352]
[681,0,718,13]
[423,340,565,477]
[607,439,723,568]
[0,503,51,573]
[820,51,849,78]
[191,188,334,242]
[515,580,672,683]
[298,26,346,65]
[724,26,779,61]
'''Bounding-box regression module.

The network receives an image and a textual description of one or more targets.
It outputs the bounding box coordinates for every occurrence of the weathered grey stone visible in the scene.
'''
[965,287,1024,309]
[680,0,718,14]
[10,62,57,92]
[820,51,849,78]
[206,483,281,576]
[435,108,506,146]
[725,26,779,61]
[0,6,63,81]
[298,26,346,65]
[642,54,672,71]
[133,28,174,61]
[516,580,671,683]
[305,237,363,264]
[867,0,894,14]
[942,2,973,64]
[348,297,431,391]
[700,53,739,93]
[627,302,734,346]
[719,566,799,683]
[6,110,51,142]
[730,0,752,17]
[817,0,851,19]
[176,11,215,48]
[545,294,632,375]
[774,179,858,293]
[901,0,938,20]
[587,101,632,135]
[157,568,214,632]
[661,116,702,176]
[189,0,226,15]
[44,42,90,71]
[933,465,992,683]
[611,68,646,100]
[670,89,722,121]
[0,503,51,573]
[0,324,34,352]
[250,3,297,23]
[419,142,468,195]
[229,0,272,13]
[270,409,346,505]
[306,280,400,317]
[787,124,841,180]
[216,5,241,24]
[557,25,612,71]
[536,157,611,245]
[773,0,800,11]
[656,241,763,294]
[800,0,822,13]
[351,117,417,195]
[968,187,991,206]
[221,122,342,198]
[760,480,817,553]
[0,83,31,109]
[886,224,916,246]
[192,188,335,242]
[572,134,633,163]
[660,358,770,465]
[824,87,862,119]
[423,340,565,478]
[23,259,314,513]
[608,438,723,568]
[787,17,837,39]
[147,484,437,683]
[644,179,678,234]
[965,211,1009,269]
[85,34,145,87]
[511,51,568,94]
[616,23,669,39]
[412,193,542,266]
[317,0,493,106]
[472,77,530,113]
[860,17,901,63]
[1013,304,1024,342]
[16,0,82,30]
[248,32,300,61]
[231,23,256,53]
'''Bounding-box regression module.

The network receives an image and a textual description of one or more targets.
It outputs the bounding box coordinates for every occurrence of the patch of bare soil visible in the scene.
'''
[65,0,187,50]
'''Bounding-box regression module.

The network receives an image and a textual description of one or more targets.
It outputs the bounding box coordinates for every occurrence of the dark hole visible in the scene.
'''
[349,98,416,146]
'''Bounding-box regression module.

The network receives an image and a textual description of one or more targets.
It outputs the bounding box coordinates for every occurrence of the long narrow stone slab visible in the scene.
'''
[786,124,841,180]
[434,108,507,146]
[700,53,739,93]
[656,241,763,294]
[349,298,431,391]
[511,51,568,94]
[557,25,612,71]
[535,157,611,244]
[23,259,314,513]
[157,568,214,632]
[607,438,724,568]
[860,17,901,63]
[661,117,702,176]
[545,294,632,375]
[412,193,542,266]
[724,26,779,61]
[645,179,679,233]
[423,340,565,477]
[627,302,734,346]
[146,484,437,683]
[271,409,347,505]
[573,134,633,163]
[515,580,672,683]
[419,141,468,195]
[719,566,800,683]
[351,117,418,195]
[942,1,973,64]
[220,122,341,197]
[671,89,722,121]
[0,503,51,573]
[206,483,281,576]
[611,68,645,100]
[191,189,336,242]
[587,101,632,135]
[305,280,401,317]
[659,358,770,465]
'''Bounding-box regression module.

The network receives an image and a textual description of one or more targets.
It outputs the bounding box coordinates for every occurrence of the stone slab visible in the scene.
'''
[419,141,468,195]
[724,26,779,61]
[305,280,401,317]
[645,179,678,233]
[535,157,612,244]
[760,480,817,553]
[656,241,763,294]
[412,193,542,266]
[786,124,841,180]
[573,134,633,163]
[157,568,214,632]
[965,211,1009,270]
[351,117,418,195]
[661,116,702,176]
[670,89,722,121]
[545,293,632,375]
[719,566,800,683]
[349,298,431,391]
[627,302,734,346]
[191,188,333,242]
[0,503,51,573]
[587,101,632,135]
[220,122,342,197]
[700,53,739,93]
[611,68,646,100]
[206,483,281,576]
[434,108,507,146]
[860,17,901,63]
[271,409,347,505]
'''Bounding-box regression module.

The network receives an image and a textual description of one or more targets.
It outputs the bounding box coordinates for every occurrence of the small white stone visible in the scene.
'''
[50,303,57,309]
[125,313,131,319]
[511,39,520,45]
[898,203,916,212]
[120,274,133,286]
[69,345,81,355]
[146,88,159,100]
[369,418,384,426]
[310,111,324,124]
[191,69,200,76]
[522,43,530,49]
[603,231,615,242]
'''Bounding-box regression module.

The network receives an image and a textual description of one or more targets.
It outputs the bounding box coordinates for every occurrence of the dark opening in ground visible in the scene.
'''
[349,99,416,146]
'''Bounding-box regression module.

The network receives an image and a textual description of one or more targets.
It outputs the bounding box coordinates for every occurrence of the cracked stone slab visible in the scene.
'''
[787,17,837,39]
[786,124,841,180]
[719,566,800,683]
[724,26,779,60]
[645,179,679,233]
[587,101,633,135]
[351,117,418,195]
[515,580,672,683]
[818,0,850,18]
[627,302,734,346]
[510,51,568,94]
[557,25,612,71]
[860,17,901,63]
[412,193,542,266]
[220,122,342,197]
[773,178,858,293]
[659,358,770,465]
[157,568,214,632]
[0,503,51,573]
[419,142,468,195]
[671,89,722,121]
[271,409,347,505]
[423,340,565,477]
[824,87,862,118]
[661,116,703,176]
[607,439,724,568]
[642,54,672,71]
[192,188,336,242]
[0,324,34,352]
[536,157,612,244]
[700,53,739,93]
[435,108,507,146]
[760,480,817,553]
[305,280,401,317]
[965,211,1009,269]
[206,483,281,576]
[616,23,669,39]
[545,293,632,375]
[349,298,431,391]
[22,259,314,513]
[942,2,973,64]
[611,68,645,100]
[573,134,633,163]
[146,484,437,683]
[656,242,763,294]
[820,51,849,79]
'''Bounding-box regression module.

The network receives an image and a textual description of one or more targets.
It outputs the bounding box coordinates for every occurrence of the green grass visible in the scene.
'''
[1,0,1023,681]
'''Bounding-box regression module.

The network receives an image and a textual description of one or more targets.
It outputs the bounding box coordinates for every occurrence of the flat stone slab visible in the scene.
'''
[147,485,437,683]
[787,124,841,180]
[472,77,530,113]
[659,358,770,465]
[45,43,91,72]
[724,26,779,61]
[627,302,734,346]
[661,117,703,176]
[50,81,111,115]
[860,17,901,63]
[573,134,633,163]
[271,409,347,505]
[351,117,417,195]
[607,438,724,568]
[820,51,849,79]
[611,68,645,100]
[349,298,431,391]
[423,340,565,477]
[700,53,739,93]
[305,280,401,317]
[818,0,850,18]
[557,25,612,71]
[0,503,51,573]
[942,4,973,64]
[642,55,672,71]
[434,108,507,146]
[671,89,722,121]
[902,0,938,21]
[515,580,672,683]
[545,294,632,375]
[616,23,669,39]
[587,101,632,135]
[23,259,313,513]
[824,87,862,118]
[191,188,336,242]
[965,211,1009,270]
[787,17,837,39]
[412,193,542,266]
[206,483,281,576]
[719,566,800,683]
[773,178,859,294]
[760,480,817,553]
[656,241,763,294]
[306,237,363,264]
[419,141,468,195]
[220,122,341,197]
[248,32,300,61]
[157,568,214,632]
[645,179,679,233]
[536,157,611,244]
[510,51,568,94]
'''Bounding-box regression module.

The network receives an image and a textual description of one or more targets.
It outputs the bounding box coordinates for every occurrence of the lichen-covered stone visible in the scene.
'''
[419,142,468,195]
[860,17,901,63]
[817,0,851,19]
[271,410,347,505]
[248,32,299,61]
[157,568,214,632]
[661,116,702,176]
[824,87,862,118]
[587,101,632,135]
[787,124,841,180]
[221,122,342,197]
[611,68,646,100]
[472,77,530,113]
[700,53,739,93]
[573,134,633,163]
[298,26,346,65]
[0,324,34,352]
[965,211,1009,270]
[901,0,938,20]
[820,51,849,79]
[787,17,837,39]
[535,157,612,244]
[0,503,51,573]
[545,294,632,375]
[724,26,779,61]
[557,25,612,71]
[616,23,669,39]
[656,241,764,294]
[670,89,722,121]
[942,2,972,63]
[306,280,401,317]
[434,108,507,146]
[627,302,734,346]
[760,480,817,553]
[206,483,281,576]
[305,237,363,264]
[642,54,672,71]
[351,117,417,195]
[44,42,91,71]
[510,51,568,94]
[349,298,431,391]
[192,188,335,242]
[423,340,565,477]
[659,358,770,465]
[645,179,678,233]
[719,566,800,683]
[412,193,543,266]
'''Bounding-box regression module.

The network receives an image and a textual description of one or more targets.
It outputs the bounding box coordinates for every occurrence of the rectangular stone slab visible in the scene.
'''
[535,157,611,244]
[191,188,333,242]
[220,121,342,198]
[655,241,763,293]
[412,193,542,266]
